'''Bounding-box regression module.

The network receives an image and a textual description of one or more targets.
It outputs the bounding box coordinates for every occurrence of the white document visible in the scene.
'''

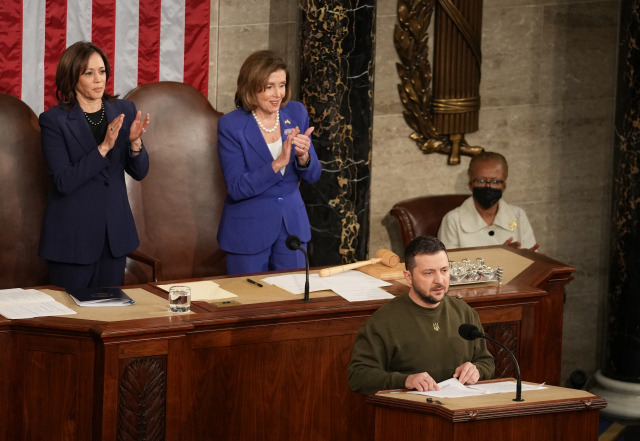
[331,286,394,302]
[0,288,56,304]
[157,280,238,301]
[262,270,393,301]
[321,270,392,290]
[468,380,547,394]
[408,378,487,398]
[321,270,393,302]
[0,288,77,319]
[261,273,331,294]
[407,378,547,398]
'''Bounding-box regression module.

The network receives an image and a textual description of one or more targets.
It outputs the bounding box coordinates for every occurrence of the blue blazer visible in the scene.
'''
[216,101,321,254]
[38,99,149,264]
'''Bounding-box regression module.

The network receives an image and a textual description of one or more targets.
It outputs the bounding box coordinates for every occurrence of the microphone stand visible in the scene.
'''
[285,235,310,302]
[299,246,310,302]
[482,333,523,402]
[459,324,523,402]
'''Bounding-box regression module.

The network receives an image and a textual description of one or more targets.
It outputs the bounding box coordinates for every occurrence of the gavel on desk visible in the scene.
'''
[319,249,401,277]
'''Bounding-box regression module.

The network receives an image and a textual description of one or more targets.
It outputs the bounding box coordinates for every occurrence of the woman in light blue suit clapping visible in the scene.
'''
[217,50,321,274]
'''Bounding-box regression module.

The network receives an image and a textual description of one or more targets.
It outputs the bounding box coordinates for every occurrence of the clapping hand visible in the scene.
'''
[293,126,314,165]
[129,110,150,142]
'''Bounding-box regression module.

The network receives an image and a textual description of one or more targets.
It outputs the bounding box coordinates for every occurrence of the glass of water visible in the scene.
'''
[168,286,191,312]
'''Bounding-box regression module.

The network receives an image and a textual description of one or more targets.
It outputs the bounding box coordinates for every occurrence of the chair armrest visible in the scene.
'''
[126,250,163,282]
[390,206,416,249]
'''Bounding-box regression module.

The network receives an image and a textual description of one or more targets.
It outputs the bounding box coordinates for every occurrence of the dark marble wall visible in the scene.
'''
[604,0,640,382]
[298,0,376,266]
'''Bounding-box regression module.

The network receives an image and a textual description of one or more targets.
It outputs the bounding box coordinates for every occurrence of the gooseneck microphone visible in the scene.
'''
[458,323,524,402]
[285,235,310,302]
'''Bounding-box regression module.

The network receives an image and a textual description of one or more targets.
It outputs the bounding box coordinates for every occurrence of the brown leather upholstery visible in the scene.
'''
[123,82,227,284]
[390,194,468,248]
[0,94,50,288]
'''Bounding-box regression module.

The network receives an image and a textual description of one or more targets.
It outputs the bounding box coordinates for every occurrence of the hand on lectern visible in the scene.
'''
[452,362,480,385]
[405,372,440,392]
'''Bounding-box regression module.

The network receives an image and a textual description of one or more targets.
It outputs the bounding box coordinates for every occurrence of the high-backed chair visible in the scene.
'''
[123,82,227,284]
[390,194,468,248]
[0,94,50,288]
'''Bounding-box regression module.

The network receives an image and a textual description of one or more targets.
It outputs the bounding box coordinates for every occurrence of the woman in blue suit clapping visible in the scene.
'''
[38,42,150,288]
[217,50,321,274]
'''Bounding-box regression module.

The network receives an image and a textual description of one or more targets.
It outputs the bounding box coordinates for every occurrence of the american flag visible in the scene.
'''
[0,0,210,115]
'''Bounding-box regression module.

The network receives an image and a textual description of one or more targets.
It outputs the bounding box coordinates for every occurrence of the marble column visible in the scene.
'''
[298,0,376,265]
[591,0,640,421]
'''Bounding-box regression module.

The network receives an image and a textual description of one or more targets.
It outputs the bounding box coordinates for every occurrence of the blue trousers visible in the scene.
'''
[226,223,307,275]
[47,239,126,288]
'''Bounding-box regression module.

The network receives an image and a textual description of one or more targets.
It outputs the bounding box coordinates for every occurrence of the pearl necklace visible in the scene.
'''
[252,109,280,133]
[83,102,105,126]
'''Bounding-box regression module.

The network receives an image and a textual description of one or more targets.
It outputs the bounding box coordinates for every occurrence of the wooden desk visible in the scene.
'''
[0,245,574,441]
[367,384,606,441]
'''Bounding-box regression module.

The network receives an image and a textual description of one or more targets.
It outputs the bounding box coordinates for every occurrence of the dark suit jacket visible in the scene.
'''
[216,101,321,254]
[38,99,149,264]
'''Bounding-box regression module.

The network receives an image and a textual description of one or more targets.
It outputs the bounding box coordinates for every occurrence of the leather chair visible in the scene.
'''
[123,82,227,284]
[390,194,468,248]
[0,94,50,288]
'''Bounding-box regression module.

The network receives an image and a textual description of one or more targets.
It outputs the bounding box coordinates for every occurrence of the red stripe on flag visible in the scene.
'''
[0,0,23,97]
[44,0,68,110]
[92,0,117,96]
[138,2,161,86]
[184,0,210,97]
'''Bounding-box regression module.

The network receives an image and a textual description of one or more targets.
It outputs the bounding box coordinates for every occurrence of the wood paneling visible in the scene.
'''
[0,246,574,440]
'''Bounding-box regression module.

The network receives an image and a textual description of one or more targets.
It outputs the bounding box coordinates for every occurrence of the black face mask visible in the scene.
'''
[473,187,502,209]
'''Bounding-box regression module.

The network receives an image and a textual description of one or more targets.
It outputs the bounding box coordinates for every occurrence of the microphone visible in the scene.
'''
[285,235,310,302]
[488,231,495,236]
[458,323,524,402]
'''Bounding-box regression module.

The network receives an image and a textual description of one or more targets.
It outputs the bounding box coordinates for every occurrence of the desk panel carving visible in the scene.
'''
[117,357,167,441]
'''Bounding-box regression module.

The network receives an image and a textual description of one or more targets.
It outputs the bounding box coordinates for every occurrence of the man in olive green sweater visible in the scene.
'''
[348,236,495,395]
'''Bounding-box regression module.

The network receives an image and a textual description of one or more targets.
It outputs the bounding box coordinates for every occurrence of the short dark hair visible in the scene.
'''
[234,50,291,111]
[404,236,447,272]
[55,41,117,109]
[468,151,509,180]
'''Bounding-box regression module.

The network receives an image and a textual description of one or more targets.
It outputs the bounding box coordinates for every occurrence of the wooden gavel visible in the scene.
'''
[319,249,400,277]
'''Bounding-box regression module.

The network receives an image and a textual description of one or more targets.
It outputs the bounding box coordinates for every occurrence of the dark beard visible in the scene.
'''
[413,283,446,305]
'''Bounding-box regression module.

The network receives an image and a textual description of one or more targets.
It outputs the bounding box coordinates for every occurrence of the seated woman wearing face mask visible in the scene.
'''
[437,151,539,251]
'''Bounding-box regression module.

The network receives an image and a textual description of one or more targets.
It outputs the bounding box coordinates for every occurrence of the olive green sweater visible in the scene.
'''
[348,293,495,395]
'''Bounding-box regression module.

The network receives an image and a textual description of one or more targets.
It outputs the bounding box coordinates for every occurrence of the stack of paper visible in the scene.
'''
[262,270,395,302]
[407,378,547,398]
[0,288,76,319]
[157,280,238,301]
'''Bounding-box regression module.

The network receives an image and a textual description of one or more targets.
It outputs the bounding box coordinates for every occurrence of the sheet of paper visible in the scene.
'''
[331,286,394,302]
[0,288,55,304]
[157,280,238,301]
[319,270,394,301]
[408,378,487,398]
[407,379,547,398]
[320,270,393,290]
[0,300,77,319]
[468,381,547,394]
[261,274,331,294]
